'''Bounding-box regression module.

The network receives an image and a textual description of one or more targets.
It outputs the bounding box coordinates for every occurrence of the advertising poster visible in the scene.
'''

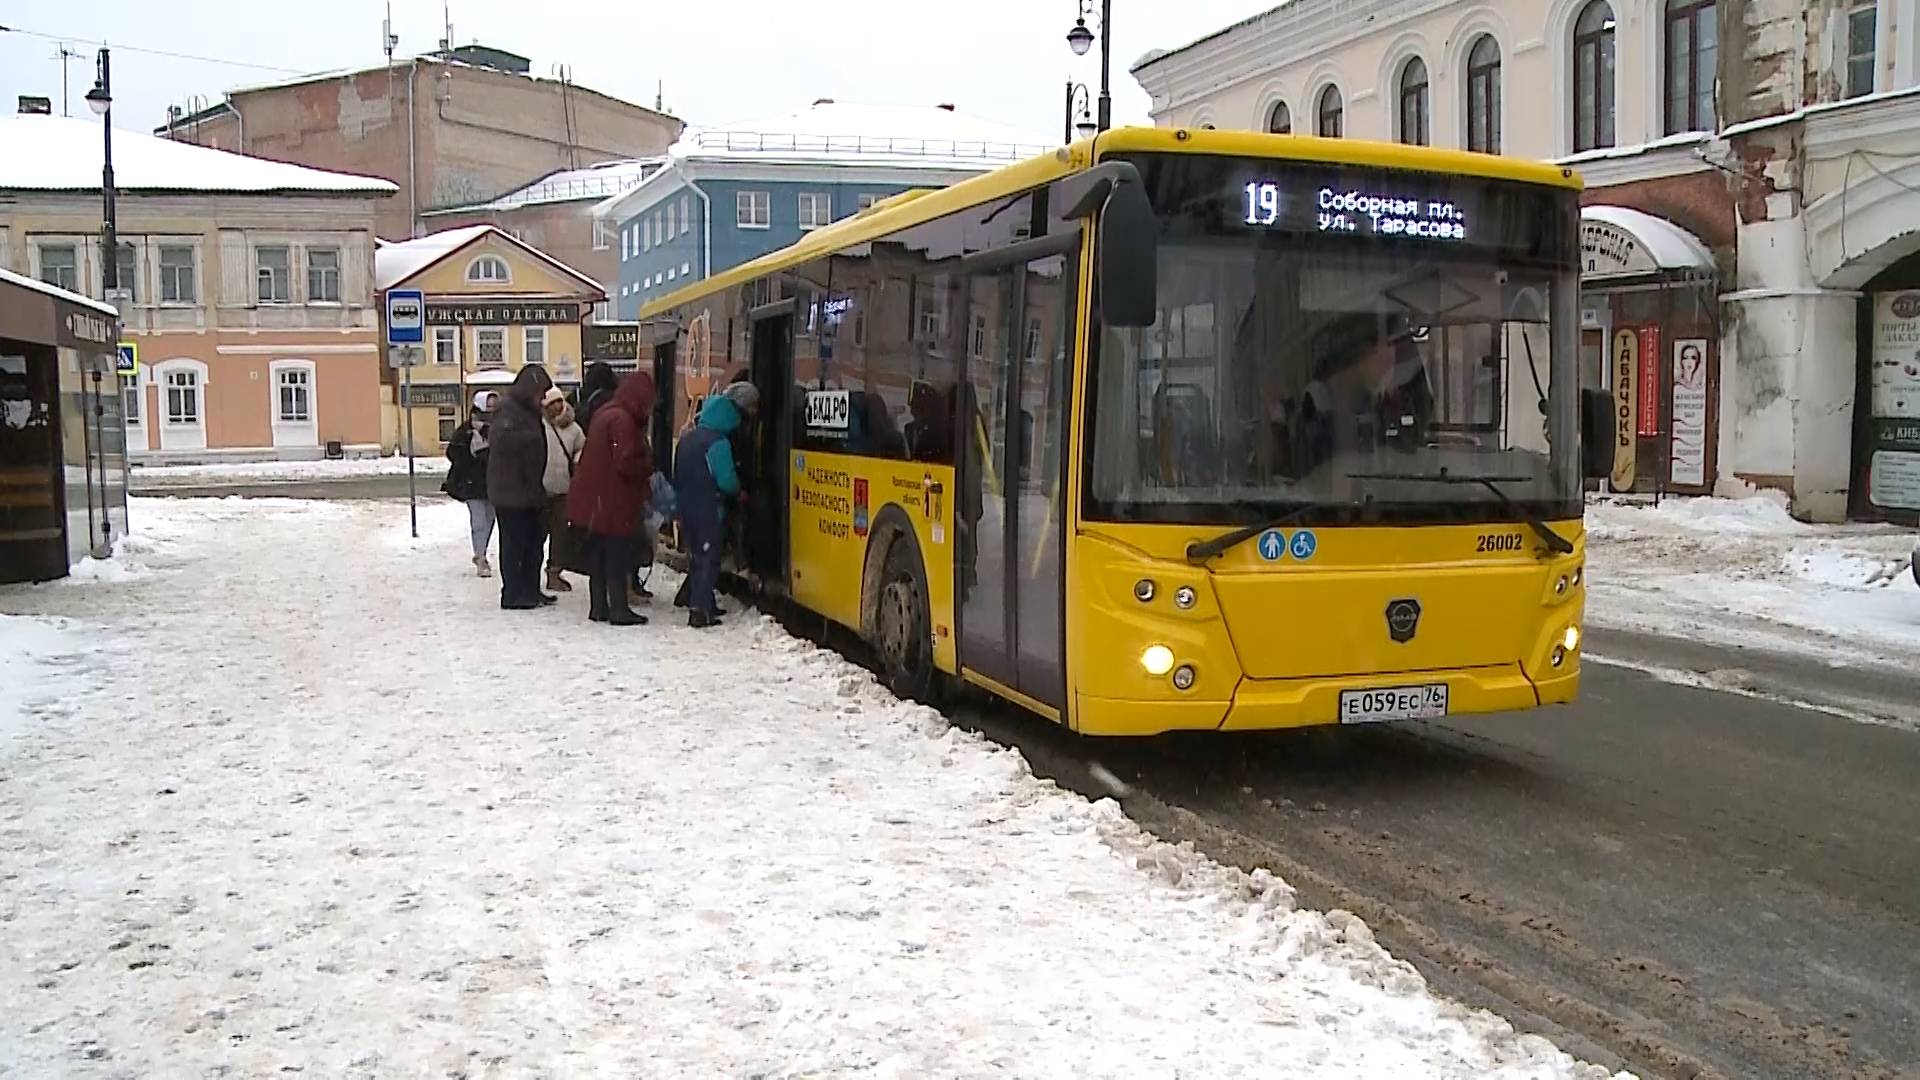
[1670,338,1709,486]
[1611,329,1637,489]
[1868,293,1920,510]
[1636,325,1662,437]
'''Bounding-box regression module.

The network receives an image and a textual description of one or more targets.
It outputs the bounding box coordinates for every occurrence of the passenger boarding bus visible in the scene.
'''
[639,127,1611,735]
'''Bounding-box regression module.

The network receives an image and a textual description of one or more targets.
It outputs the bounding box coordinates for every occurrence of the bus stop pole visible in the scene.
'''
[404,361,418,539]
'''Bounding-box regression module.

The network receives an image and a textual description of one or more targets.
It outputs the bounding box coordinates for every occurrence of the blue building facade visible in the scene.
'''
[611,179,914,318]
[596,102,1058,320]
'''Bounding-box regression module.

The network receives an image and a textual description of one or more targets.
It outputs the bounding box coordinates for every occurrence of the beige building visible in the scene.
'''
[375,225,605,453]
[161,45,683,243]
[1,111,395,462]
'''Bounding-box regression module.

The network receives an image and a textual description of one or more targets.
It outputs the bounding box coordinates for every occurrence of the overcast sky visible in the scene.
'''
[1,0,1272,142]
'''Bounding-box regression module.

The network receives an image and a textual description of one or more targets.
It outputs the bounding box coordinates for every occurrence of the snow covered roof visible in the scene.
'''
[0,266,119,317]
[1131,0,1302,73]
[1581,205,1715,273]
[669,102,1056,170]
[0,114,397,196]
[424,158,665,216]
[374,224,604,296]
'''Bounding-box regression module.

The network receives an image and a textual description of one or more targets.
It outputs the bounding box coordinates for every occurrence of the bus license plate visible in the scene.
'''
[1338,684,1448,724]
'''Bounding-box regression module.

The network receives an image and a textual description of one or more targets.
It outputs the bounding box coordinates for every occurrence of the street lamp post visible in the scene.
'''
[1066,0,1112,133]
[85,48,117,299]
[1063,82,1097,143]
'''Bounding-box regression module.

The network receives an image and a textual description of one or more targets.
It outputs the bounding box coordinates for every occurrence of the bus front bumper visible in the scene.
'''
[1074,660,1579,736]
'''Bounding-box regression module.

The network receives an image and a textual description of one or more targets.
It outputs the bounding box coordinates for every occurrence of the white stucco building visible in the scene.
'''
[1134,0,1920,523]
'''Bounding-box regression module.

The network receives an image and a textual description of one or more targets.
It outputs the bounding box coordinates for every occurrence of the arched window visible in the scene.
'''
[1266,100,1292,134]
[1317,86,1344,138]
[1398,58,1431,145]
[1574,1,1618,151]
[1664,0,1718,133]
[465,255,511,285]
[1467,35,1503,153]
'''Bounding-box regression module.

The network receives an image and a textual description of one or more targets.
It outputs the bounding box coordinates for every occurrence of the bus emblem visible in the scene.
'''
[1386,599,1422,643]
[1257,530,1286,561]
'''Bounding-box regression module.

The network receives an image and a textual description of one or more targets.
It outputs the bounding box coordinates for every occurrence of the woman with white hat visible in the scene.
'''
[442,390,499,576]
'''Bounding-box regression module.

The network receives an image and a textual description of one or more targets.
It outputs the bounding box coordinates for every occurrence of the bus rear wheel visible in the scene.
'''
[876,541,935,703]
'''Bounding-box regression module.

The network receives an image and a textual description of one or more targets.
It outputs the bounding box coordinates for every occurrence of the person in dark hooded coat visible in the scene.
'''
[487,364,554,609]
[567,371,655,625]
[576,361,619,437]
[673,381,756,627]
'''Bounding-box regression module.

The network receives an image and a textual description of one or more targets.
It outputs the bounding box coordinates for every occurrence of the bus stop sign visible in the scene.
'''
[386,289,425,346]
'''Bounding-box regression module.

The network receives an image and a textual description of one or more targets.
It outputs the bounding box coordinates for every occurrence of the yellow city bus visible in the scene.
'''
[639,127,1609,735]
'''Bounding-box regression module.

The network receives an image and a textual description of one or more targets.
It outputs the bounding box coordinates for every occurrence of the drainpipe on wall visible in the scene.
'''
[671,161,710,281]
[407,59,420,237]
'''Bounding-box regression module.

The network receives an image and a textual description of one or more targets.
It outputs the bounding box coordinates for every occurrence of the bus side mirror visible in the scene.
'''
[1098,179,1158,328]
[1580,387,1613,480]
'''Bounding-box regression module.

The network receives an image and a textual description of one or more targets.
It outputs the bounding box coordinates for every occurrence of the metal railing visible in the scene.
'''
[688,131,1054,161]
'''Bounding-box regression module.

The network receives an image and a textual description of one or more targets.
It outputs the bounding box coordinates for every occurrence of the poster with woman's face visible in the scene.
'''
[1872,293,1920,419]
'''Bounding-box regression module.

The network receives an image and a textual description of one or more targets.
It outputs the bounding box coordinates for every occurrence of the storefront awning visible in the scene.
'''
[1580,206,1715,282]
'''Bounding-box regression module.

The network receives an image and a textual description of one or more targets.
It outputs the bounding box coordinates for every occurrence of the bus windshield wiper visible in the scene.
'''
[1186,504,1320,564]
[1347,467,1576,556]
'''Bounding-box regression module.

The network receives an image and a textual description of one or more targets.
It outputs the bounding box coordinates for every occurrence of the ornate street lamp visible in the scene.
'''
[86,49,120,301]
[1064,0,1111,133]
[1064,82,1098,142]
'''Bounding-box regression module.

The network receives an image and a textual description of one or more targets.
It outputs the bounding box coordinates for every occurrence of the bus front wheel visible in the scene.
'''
[876,541,935,703]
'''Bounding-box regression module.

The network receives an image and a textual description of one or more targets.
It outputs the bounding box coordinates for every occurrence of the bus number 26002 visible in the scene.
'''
[1475,533,1526,553]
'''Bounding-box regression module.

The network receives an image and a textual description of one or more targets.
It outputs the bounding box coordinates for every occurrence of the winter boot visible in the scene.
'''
[545,569,572,593]
[474,555,493,578]
[689,609,723,629]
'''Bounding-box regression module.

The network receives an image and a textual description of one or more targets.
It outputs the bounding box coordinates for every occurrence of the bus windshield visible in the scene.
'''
[1085,153,1582,528]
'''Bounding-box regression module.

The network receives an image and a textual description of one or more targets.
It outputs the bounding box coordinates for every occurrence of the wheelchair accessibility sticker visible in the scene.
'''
[1289,529,1318,560]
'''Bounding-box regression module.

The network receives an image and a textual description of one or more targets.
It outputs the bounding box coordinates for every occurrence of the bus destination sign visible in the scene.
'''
[1243,181,1469,242]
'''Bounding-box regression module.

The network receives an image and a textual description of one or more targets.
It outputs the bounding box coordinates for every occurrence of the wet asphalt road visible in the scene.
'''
[138,481,1920,1076]
[957,636,1920,1080]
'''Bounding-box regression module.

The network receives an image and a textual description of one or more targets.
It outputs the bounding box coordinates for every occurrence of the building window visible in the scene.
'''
[122,374,140,425]
[858,193,881,211]
[667,268,677,281]
[798,192,832,230]
[476,327,507,368]
[1024,317,1043,362]
[114,243,138,302]
[969,311,988,358]
[1467,35,1503,154]
[165,369,201,425]
[1574,1,1618,152]
[915,288,946,342]
[523,326,546,365]
[1317,86,1344,137]
[38,245,79,292]
[591,300,611,321]
[737,190,771,229]
[680,194,691,236]
[438,407,458,444]
[1398,57,1431,145]
[1847,0,1877,98]
[644,217,653,251]
[433,326,459,365]
[256,245,292,303]
[466,256,510,285]
[306,247,341,303]
[159,245,196,303]
[595,220,615,253]
[619,226,630,260]
[681,261,691,276]
[1664,0,1717,134]
[277,367,311,422]
[1266,101,1292,134]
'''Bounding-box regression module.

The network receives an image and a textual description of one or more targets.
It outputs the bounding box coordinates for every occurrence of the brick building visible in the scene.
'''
[1132,0,1920,522]
[159,45,682,244]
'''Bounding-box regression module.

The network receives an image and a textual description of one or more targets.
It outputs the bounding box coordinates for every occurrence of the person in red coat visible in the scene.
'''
[566,371,655,625]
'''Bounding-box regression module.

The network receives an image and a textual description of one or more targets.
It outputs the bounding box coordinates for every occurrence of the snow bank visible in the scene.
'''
[130,456,449,487]
[0,497,1625,1079]
[1586,495,1920,670]
[0,614,99,746]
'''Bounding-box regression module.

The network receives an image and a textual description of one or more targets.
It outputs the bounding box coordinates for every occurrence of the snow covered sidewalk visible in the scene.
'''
[1585,494,1919,668]
[0,497,1620,1078]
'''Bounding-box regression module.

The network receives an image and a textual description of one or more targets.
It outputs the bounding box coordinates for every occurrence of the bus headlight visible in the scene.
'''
[1140,644,1175,676]
[1562,625,1581,653]
[1172,665,1197,691]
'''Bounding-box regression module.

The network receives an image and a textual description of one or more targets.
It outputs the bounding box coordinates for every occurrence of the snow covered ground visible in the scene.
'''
[1585,494,1920,667]
[0,496,1622,1079]
[129,456,448,488]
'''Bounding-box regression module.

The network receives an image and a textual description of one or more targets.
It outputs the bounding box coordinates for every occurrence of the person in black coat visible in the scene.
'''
[486,365,555,609]
[443,391,497,577]
[576,362,619,437]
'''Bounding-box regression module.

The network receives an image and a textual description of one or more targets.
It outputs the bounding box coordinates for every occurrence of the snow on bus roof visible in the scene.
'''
[0,114,396,196]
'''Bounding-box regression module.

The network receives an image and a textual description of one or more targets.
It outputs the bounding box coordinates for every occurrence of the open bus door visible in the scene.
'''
[744,310,791,593]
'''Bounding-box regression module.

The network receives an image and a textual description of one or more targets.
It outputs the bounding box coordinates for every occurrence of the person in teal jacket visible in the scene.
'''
[673,383,757,626]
